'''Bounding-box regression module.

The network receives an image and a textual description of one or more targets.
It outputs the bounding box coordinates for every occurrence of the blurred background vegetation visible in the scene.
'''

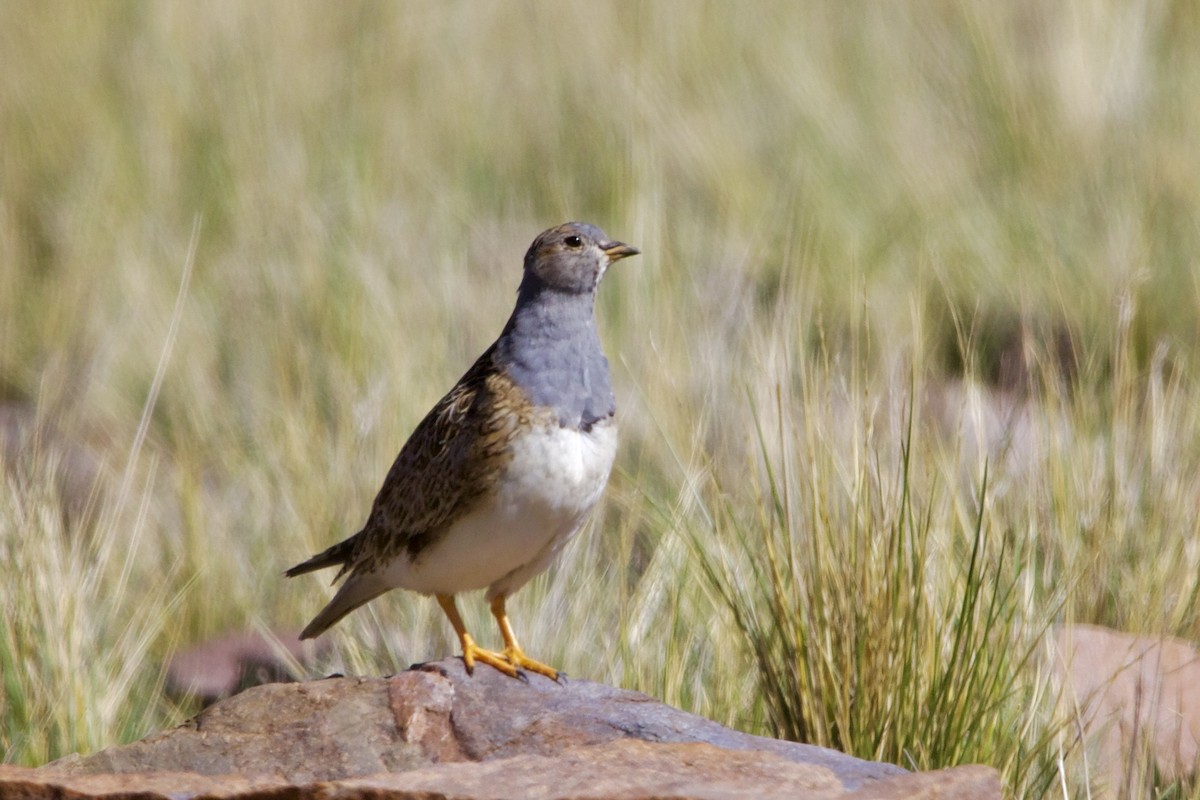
[3,1,1200,796]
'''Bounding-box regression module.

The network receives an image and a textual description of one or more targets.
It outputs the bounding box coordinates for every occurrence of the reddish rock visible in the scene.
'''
[3,658,1001,799]
[1,400,107,527]
[165,629,324,705]
[0,751,1000,800]
[1048,624,1200,796]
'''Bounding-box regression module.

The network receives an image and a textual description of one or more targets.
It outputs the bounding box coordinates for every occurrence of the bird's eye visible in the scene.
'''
[564,235,583,248]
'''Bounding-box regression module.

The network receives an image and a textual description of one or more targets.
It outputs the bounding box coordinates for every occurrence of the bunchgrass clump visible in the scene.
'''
[693,392,1059,795]
[0,445,180,765]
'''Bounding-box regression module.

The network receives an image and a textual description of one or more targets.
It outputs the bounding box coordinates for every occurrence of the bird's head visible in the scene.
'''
[520,222,639,296]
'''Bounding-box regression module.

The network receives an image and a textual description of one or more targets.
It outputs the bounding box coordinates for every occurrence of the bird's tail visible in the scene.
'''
[284,533,361,580]
[296,571,392,640]
[286,531,391,640]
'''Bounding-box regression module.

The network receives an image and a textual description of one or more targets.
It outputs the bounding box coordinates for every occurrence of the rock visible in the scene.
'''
[921,378,1045,484]
[3,658,1002,799]
[165,629,324,705]
[1,399,107,528]
[0,749,999,799]
[1048,624,1200,797]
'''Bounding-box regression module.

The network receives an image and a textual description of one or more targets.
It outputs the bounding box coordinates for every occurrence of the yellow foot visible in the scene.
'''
[461,636,520,679]
[459,635,559,681]
[500,646,559,681]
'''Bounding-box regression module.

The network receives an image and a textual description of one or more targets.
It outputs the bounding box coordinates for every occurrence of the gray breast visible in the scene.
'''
[495,290,615,431]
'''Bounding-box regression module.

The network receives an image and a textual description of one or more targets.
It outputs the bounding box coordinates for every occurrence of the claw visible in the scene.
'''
[500,646,558,681]
[463,640,521,678]
[436,593,563,682]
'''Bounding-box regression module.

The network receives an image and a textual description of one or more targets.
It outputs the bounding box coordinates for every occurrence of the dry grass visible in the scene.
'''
[4,2,1200,795]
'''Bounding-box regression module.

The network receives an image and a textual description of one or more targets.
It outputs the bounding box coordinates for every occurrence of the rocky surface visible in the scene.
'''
[2,658,1002,799]
[165,629,324,705]
[1048,624,1200,797]
[1,399,107,526]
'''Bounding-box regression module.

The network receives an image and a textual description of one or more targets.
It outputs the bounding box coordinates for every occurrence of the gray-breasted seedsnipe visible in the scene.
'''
[286,222,639,680]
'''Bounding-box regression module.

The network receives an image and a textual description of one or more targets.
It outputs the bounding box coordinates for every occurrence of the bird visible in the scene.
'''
[286,222,639,681]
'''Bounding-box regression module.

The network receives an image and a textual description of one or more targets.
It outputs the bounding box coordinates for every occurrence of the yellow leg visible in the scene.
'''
[490,595,560,681]
[435,594,519,678]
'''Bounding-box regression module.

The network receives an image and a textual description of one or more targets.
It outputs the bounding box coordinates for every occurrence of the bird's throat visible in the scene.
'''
[497,290,614,429]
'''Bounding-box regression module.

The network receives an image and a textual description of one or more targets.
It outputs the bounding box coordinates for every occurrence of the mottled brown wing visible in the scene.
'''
[341,342,535,577]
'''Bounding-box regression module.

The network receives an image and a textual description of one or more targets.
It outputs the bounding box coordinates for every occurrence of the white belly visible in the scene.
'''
[385,418,617,598]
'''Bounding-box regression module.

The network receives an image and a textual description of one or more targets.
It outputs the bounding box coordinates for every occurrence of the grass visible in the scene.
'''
[692,375,1060,793]
[4,1,1200,796]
